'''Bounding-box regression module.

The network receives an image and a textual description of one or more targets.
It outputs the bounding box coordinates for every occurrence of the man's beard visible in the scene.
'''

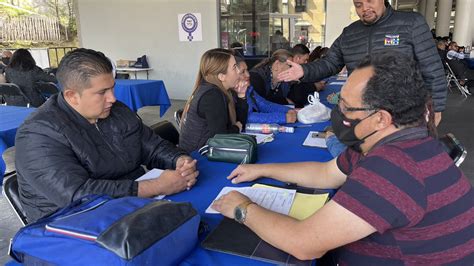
[361,14,380,25]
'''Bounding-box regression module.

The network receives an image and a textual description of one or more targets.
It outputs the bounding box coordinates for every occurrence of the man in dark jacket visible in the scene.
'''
[15,48,198,222]
[278,0,447,125]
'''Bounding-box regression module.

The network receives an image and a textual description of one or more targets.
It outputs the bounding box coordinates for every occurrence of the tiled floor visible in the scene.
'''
[1,92,474,264]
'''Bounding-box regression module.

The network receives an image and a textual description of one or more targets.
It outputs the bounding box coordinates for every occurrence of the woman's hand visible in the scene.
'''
[235,121,243,132]
[234,80,249,98]
[286,109,297,123]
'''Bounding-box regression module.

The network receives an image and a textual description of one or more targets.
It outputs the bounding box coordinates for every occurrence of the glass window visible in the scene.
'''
[219,0,326,56]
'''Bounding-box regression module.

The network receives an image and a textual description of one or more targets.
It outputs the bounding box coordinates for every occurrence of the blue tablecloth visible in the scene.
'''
[0,106,36,182]
[167,122,333,266]
[114,79,171,116]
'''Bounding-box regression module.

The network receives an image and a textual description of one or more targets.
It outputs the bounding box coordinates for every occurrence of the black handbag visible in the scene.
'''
[133,55,149,68]
[199,134,258,164]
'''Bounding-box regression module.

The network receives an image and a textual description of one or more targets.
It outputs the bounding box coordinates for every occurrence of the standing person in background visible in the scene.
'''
[233,55,297,125]
[271,30,290,52]
[5,49,57,107]
[278,0,447,125]
[179,48,245,152]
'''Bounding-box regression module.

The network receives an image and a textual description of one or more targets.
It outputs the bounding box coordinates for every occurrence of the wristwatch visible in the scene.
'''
[234,200,255,224]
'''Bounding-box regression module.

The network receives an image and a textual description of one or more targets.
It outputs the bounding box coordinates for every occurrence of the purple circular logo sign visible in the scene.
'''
[181,13,198,41]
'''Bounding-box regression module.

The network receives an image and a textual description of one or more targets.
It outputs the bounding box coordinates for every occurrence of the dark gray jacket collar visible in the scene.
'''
[57,92,99,128]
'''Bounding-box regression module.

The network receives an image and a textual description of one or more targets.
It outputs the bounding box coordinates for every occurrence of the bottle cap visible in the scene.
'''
[281,126,294,133]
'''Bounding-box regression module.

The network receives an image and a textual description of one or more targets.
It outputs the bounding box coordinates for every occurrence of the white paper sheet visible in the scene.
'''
[329,81,345,85]
[303,131,327,148]
[135,168,165,199]
[206,186,296,215]
[243,132,274,144]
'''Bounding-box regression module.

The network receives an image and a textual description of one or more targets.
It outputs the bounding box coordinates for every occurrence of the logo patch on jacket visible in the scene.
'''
[384,34,400,46]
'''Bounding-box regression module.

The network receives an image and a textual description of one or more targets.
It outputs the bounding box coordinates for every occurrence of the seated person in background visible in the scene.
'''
[0,50,12,74]
[436,39,448,66]
[232,56,297,125]
[288,44,323,108]
[447,41,474,90]
[249,49,295,106]
[291,44,310,65]
[230,41,244,57]
[288,44,328,108]
[15,48,198,222]
[212,51,473,264]
[179,48,244,152]
[5,49,57,107]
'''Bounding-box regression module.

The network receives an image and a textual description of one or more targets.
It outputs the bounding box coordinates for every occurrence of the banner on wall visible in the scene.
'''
[178,13,202,42]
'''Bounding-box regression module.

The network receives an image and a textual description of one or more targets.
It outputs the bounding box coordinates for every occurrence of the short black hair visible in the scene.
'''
[291,44,310,56]
[358,51,428,127]
[56,48,113,92]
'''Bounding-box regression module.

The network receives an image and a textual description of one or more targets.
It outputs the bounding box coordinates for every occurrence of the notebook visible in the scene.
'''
[201,218,311,265]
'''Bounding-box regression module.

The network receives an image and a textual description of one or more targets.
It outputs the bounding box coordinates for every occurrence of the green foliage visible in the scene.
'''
[0,0,77,48]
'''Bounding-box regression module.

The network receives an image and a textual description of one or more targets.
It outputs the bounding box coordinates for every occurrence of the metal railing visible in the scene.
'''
[47,47,76,68]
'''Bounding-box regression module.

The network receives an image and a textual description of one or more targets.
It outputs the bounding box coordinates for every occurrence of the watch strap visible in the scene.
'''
[235,200,255,224]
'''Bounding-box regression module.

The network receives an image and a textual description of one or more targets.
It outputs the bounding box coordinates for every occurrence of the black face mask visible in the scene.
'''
[330,107,378,152]
[1,57,10,65]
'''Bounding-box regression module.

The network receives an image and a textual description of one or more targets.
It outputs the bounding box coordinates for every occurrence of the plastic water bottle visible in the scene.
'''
[245,123,294,134]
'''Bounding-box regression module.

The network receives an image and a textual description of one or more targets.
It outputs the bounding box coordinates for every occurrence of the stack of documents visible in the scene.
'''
[206,186,296,215]
[253,184,328,220]
[207,185,329,220]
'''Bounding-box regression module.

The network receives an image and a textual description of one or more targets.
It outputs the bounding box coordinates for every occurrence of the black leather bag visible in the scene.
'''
[133,55,149,68]
[199,134,258,164]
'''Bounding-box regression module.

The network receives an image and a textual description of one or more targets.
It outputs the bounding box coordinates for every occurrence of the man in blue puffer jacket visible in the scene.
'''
[278,0,447,125]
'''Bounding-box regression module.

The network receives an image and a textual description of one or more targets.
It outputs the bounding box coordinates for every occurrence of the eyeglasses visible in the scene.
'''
[337,97,377,113]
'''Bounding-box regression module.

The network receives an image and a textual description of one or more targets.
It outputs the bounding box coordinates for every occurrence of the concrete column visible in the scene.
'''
[418,0,427,15]
[435,0,452,37]
[424,0,437,30]
[453,0,473,47]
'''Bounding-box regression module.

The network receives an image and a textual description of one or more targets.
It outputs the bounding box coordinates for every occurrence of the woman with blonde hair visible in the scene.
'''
[179,48,244,152]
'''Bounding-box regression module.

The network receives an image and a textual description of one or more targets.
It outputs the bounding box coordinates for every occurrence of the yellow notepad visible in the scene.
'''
[252,184,329,220]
